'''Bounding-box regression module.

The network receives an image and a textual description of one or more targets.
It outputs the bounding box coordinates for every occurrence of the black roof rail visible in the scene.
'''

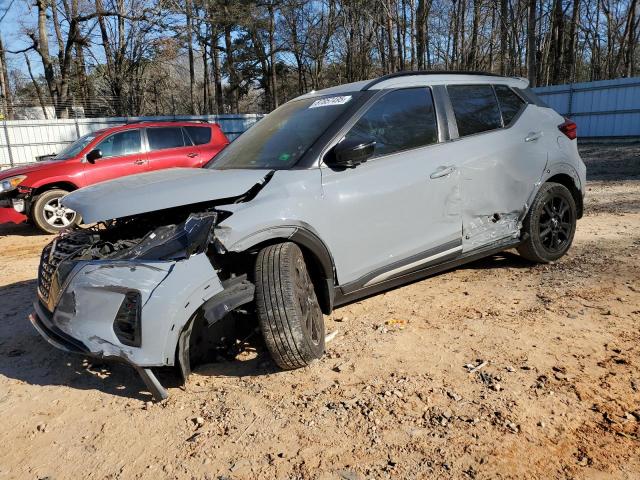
[361,70,504,90]
[124,119,210,125]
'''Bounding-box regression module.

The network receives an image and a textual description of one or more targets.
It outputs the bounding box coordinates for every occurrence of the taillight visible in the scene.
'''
[558,119,577,140]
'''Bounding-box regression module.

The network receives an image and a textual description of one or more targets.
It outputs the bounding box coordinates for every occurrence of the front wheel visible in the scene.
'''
[517,182,577,263]
[254,242,325,370]
[31,189,81,234]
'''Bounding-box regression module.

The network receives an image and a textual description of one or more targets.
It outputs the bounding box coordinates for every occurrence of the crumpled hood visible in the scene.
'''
[62,168,272,223]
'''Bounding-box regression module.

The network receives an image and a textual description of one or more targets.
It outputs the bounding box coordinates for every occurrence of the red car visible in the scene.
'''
[0,121,229,233]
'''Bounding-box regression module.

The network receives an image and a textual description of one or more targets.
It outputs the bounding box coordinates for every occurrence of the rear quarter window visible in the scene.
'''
[184,126,213,145]
[494,85,526,125]
[447,84,502,137]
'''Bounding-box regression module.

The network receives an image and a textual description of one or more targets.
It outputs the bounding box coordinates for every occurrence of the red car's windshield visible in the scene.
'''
[54,132,99,160]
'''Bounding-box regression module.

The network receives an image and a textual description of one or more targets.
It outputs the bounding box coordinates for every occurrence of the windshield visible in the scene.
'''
[208,93,359,169]
[54,132,99,160]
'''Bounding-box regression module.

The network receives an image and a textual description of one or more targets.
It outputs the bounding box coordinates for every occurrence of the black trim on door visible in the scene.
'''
[334,237,522,308]
[340,238,463,294]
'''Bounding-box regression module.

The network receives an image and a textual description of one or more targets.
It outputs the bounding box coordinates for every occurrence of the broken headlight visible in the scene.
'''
[116,212,217,261]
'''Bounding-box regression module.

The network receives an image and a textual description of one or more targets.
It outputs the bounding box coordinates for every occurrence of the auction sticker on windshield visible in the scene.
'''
[309,96,352,108]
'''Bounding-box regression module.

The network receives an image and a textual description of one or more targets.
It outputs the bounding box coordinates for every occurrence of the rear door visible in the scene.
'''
[144,126,202,171]
[82,129,148,185]
[444,84,547,250]
[184,125,224,164]
[318,88,463,288]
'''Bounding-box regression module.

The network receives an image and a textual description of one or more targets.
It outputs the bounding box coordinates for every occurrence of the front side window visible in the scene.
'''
[448,85,502,137]
[147,127,186,151]
[96,130,142,158]
[494,85,526,125]
[343,88,438,158]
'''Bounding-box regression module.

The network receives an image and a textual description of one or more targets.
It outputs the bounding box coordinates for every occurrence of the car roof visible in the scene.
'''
[295,71,529,100]
[92,121,216,136]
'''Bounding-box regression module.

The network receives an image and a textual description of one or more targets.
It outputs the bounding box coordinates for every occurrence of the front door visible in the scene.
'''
[318,88,462,288]
[83,128,148,185]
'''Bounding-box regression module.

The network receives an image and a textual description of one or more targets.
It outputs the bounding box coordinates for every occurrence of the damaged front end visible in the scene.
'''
[30,205,254,401]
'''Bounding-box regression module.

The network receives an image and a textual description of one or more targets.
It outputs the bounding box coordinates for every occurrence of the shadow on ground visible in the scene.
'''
[0,222,46,238]
[0,278,273,400]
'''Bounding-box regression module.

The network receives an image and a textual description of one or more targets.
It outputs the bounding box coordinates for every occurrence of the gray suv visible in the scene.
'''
[31,72,586,399]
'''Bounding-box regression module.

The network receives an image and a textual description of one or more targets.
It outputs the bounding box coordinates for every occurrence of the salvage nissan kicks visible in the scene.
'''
[31,72,586,399]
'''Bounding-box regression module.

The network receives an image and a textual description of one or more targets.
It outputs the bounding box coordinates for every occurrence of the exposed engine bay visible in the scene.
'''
[32,201,260,401]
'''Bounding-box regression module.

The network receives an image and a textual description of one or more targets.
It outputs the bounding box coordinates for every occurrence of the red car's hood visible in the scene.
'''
[0,160,66,179]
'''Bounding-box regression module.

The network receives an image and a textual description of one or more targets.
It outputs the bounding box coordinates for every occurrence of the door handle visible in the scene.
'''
[133,159,146,165]
[187,152,198,158]
[430,165,456,179]
[525,131,543,142]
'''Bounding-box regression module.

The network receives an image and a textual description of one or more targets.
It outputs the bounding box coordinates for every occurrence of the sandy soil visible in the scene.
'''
[0,144,639,480]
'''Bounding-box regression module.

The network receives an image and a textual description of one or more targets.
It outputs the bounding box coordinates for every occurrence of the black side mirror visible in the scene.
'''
[86,149,102,164]
[327,138,376,169]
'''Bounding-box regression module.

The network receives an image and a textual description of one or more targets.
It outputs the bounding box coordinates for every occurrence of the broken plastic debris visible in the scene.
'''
[325,330,339,343]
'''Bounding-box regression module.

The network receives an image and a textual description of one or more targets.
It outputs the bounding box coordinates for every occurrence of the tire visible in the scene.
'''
[254,242,325,370]
[31,189,81,234]
[517,182,577,263]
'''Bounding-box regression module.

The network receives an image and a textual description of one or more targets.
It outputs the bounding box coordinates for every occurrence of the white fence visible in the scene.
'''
[0,114,264,169]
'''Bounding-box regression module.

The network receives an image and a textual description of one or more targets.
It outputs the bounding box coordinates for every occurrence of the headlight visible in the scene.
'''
[115,212,218,261]
[0,175,27,192]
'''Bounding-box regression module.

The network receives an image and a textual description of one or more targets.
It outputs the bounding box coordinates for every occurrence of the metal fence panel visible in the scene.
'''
[0,114,264,169]
[532,77,640,139]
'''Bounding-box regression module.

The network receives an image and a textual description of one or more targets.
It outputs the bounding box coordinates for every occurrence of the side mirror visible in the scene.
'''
[86,149,102,164]
[327,138,376,169]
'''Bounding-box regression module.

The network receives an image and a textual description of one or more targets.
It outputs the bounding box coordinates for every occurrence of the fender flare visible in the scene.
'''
[224,223,337,313]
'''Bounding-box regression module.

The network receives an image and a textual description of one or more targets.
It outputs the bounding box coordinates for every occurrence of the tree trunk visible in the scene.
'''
[224,24,239,113]
[25,54,48,119]
[0,36,14,119]
[212,41,224,114]
[185,0,196,114]
[527,0,537,87]
[416,0,427,69]
[499,0,508,75]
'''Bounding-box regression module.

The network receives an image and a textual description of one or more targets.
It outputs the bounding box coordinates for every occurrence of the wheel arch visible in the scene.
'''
[224,226,336,314]
[31,181,79,196]
[545,173,583,219]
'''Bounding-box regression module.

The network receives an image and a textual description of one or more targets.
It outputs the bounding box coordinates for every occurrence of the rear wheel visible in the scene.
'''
[517,182,577,263]
[31,189,80,234]
[254,242,325,370]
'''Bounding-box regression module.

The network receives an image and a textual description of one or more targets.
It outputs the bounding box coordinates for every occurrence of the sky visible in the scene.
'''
[1,0,46,75]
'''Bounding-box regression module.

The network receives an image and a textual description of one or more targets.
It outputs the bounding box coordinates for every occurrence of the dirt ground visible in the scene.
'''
[0,144,639,480]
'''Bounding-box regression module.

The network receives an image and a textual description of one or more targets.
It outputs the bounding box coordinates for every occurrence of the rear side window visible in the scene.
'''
[147,127,186,150]
[495,85,526,125]
[448,85,501,137]
[184,126,212,145]
[344,88,438,158]
[96,130,141,158]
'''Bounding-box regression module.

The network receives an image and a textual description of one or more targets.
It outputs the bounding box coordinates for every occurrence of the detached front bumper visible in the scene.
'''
[30,253,225,400]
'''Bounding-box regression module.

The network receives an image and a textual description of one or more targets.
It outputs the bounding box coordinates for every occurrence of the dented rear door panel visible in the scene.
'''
[451,106,550,250]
